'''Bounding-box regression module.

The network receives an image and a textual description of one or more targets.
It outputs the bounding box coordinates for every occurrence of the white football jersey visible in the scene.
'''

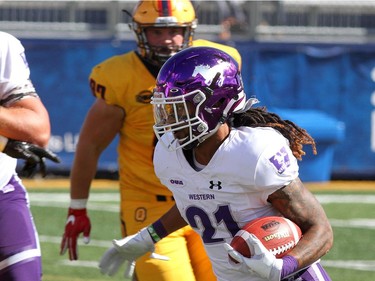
[0,32,37,189]
[154,126,299,281]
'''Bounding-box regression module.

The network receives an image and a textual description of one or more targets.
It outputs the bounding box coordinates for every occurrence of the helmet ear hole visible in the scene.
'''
[212,98,225,109]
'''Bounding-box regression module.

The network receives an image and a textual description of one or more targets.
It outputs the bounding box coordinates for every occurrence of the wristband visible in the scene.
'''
[69,199,88,209]
[68,208,87,217]
[0,135,8,152]
[147,220,168,243]
[281,255,299,278]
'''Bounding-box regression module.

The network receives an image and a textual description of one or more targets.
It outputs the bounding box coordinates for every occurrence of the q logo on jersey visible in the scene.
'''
[136,90,153,104]
[269,146,290,174]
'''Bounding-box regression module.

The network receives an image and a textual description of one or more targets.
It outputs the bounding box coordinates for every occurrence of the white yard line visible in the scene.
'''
[315,194,375,204]
[58,260,99,268]
[321,260,375,271]
[30,193,375,227]
[28,193,375,214]
[31,201,119,212]
[28,193,375,205]
[28,192,120,202]
[330,219,375,229]
[39,235,111,248]
[57,259,375,272]
[29,192,119,211]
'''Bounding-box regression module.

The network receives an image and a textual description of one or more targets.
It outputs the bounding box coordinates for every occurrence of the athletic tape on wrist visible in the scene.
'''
[147,220,168,243]
[69,199,88,209]
[0,135,9,152]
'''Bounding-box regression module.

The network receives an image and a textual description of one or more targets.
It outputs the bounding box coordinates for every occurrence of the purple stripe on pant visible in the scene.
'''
[283,262,332,281]
[0,174,42,281]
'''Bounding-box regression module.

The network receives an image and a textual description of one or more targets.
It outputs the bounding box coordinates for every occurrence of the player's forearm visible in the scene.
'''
[268,178,333,269]
[147,204,187,242]
[290,197,333,269]
[69,142,100,200]
[68,98,123,202]
[0,101,51,146]
[289,222,333,269]
[159,204,187,233]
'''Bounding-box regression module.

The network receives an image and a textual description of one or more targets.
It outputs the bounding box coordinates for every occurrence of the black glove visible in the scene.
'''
[3,139,60,178]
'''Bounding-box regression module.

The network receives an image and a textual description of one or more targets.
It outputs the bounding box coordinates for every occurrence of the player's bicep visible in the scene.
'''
[267,178,326,233]
[78,99,124,151]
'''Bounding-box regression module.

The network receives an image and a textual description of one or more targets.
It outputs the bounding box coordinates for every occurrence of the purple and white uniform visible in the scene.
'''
[154,127,331,281]
[0,31,42,281]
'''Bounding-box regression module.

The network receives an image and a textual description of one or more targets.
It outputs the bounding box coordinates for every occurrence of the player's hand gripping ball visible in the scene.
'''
[229,216,302,262]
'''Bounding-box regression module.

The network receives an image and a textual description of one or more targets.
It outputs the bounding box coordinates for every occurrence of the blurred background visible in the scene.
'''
[2,0,375,182]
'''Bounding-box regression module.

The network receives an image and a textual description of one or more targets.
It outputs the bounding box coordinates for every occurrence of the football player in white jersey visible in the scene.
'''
[99,46,333,281]
[0,31,59,281]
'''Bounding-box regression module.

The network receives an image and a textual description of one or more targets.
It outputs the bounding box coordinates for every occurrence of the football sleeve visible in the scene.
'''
[254,135,299,190]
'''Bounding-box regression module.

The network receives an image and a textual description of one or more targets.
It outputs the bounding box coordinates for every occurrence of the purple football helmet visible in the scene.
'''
[151,46,246,150]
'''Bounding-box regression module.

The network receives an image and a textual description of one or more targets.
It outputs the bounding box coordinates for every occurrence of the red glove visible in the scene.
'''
[60,208,91,260]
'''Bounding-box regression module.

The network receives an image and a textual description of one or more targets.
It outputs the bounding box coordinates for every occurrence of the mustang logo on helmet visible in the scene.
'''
[192,62,231,87]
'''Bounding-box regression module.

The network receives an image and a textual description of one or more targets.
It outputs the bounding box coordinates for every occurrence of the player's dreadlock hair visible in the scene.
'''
[231,107,317,160]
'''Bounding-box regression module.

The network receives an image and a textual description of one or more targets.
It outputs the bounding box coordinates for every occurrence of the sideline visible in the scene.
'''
[306,180,375,192]
[23,179,375,192]
[23,178,118,190]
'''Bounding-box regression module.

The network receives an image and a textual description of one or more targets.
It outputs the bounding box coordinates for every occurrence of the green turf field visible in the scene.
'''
[27,183,375,281]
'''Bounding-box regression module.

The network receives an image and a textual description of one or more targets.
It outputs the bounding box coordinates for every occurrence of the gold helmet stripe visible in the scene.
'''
[157,0,172,17]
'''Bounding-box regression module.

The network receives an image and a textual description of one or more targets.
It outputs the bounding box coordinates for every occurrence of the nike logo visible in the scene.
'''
[66,215,75,225]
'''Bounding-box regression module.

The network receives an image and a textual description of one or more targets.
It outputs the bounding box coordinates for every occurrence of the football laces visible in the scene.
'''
[269,241,296,256]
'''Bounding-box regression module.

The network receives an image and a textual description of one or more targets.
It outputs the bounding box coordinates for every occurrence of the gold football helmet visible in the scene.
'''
[129,0,197,66]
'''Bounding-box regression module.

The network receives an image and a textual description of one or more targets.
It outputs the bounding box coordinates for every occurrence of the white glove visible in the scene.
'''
[99,227,169,278]
[99,247,136,278]
[224,233,283,281]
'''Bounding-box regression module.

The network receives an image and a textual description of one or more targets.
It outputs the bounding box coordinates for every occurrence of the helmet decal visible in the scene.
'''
[192,62,232,87]
[157,0,172,16]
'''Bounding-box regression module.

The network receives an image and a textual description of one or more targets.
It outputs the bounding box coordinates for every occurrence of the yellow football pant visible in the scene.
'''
[120,191,216,281]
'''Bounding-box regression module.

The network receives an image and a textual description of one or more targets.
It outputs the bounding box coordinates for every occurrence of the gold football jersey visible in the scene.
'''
[89,40,242,196]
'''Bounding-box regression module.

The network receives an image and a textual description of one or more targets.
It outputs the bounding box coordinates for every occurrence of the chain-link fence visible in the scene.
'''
[1,0,375,42]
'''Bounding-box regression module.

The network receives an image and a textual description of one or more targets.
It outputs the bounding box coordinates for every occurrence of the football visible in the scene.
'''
[229,216,302,261]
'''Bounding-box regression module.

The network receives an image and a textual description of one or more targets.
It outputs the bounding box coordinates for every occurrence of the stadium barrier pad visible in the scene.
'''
[270,108,345,182]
